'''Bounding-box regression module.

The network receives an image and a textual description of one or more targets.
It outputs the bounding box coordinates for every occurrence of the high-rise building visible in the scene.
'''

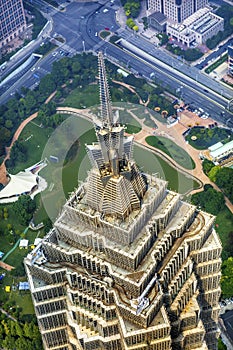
[25,52,222,350]
[0,0,26,48]
[228,45,233,77]
[147,0,208,23]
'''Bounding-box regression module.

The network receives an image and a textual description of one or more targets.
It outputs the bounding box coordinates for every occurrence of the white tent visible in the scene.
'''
[0,171,38,203]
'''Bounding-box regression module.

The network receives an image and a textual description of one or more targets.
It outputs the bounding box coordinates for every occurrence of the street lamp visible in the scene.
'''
[82,40,85,52]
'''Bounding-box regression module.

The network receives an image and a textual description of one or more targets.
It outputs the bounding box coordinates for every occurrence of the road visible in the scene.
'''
[0,0,232,126]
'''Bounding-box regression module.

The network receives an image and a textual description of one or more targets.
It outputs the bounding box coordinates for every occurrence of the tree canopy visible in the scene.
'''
[191,185,225,215]
[12,195,36,225]
[0,317,42,350]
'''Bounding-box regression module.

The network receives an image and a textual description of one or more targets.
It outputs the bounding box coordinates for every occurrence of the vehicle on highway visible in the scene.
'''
[103,9,109,13]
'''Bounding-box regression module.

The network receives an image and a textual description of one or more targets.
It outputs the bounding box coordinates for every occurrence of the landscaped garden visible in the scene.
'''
[186,126,232,150]
[146,135,195,170]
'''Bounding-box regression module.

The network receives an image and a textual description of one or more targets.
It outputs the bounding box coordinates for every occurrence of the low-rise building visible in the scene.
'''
[201,139,233,165]
[148,11,167,32]
[166,7,224,47]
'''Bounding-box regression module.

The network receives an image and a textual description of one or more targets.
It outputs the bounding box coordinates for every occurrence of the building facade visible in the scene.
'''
[166,7,224,46]
[147,0,208,23]
[25,52,222,350]
[0,0,26,48]
[228,45,233,77]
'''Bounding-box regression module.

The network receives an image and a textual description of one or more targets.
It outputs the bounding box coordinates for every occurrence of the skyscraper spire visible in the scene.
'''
[25,52,222,350]
[98,51,113,128]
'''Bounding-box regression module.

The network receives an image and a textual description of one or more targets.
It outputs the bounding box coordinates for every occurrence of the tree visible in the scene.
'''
[38,74,56,96]
[2,335,15,349]
[218,338,227,350]
[24,91,37,114]
[126,18,135,29]
[221,257,233,298]
[15,322,23,337]
[215,167,233,202]
[0,126,11,155]
[10,262,25,277]
[208,165,221,182]
[72,61,81,74]
[202,159,214,175]
[191,187,225,215]
[8,140,27,168]
[12,195,36,225]
[5,120,13,129]
[43,217,53,233]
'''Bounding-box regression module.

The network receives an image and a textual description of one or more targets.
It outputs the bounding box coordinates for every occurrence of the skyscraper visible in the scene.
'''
[0,0,26,48]
[228,45,233,77]
[25,52,222,350]
[147,0,208,23]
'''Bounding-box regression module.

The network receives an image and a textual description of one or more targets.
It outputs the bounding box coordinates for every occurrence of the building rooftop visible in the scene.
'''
[210,139,233,159]
[148,11,167,24]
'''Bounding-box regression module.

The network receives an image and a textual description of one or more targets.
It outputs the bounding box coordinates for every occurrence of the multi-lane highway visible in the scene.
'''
[0,0,232,126]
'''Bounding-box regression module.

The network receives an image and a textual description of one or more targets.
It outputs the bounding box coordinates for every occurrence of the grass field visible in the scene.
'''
[132,105,167,124]
[134,146,199,194]
[215,207,233,260]
[9,122,53,175]
[146,135,195,170]
[60,84,99,109]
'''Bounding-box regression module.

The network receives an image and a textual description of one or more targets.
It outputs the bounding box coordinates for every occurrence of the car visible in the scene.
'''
[103,9,109,13]
[95,32,98,36]
[105,27,110,31]
[203,89,209,93]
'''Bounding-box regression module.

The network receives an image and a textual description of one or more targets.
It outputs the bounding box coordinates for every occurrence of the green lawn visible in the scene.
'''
[60,84,99,108]
[215,207,233,260]
[134,145,199,194]
[125,125,141,134]
[146,135,195,170]
[117,108,141,133]
[13,292,34,315]
[8,122,53,175]
[132,105,167,124]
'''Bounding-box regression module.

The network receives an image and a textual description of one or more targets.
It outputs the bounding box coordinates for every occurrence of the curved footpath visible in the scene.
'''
[0,101,232,213]
[57,106,233,214]
[0,112,38,185]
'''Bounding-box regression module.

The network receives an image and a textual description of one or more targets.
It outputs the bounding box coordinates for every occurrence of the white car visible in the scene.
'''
[103,9,109,13]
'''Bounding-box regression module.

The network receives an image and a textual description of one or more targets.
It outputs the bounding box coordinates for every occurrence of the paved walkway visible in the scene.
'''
[0,308,17,322]
[56,103,233,213]
[0,112,38,185]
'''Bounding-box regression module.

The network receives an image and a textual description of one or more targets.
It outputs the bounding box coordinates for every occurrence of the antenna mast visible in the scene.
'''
[98,51,113,128]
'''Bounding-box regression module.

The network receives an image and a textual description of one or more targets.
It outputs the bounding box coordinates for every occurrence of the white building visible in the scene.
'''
[166,7,224,46]
[147,0,208,23]
[208,140,233,164]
